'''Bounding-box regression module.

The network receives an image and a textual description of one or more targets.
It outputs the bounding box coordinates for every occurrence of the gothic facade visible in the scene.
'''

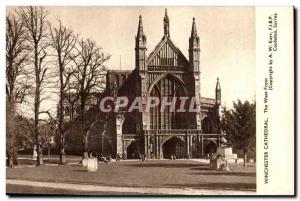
[105,10,222,159]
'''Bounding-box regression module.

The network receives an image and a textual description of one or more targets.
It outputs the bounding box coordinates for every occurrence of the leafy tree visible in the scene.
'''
[221,100,256,167]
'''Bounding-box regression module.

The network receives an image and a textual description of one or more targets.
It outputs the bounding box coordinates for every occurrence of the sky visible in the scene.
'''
[47,6,255,107]
[11,6,256,115]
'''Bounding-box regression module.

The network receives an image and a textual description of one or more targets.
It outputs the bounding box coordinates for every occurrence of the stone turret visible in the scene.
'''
[216,77,221,106]
[135,15,147,71]
[163,9,170,38]
[188,17,201,130]
[189,17,200,72]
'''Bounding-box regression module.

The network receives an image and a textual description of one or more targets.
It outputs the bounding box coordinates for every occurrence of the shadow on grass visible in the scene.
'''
[191,171,256,177]
[17,159,60,165]
[190,166,256,177]
[164,182,256,191]
[17,159,81,166]
[124,163,201,168]
[189,165,211,171]
[72,169,87,173]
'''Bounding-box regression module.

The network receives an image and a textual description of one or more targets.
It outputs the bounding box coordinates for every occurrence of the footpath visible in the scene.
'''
[7,179,256,195]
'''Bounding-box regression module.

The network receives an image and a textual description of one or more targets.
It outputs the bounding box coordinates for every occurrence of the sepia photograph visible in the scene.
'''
[5,5,292,196]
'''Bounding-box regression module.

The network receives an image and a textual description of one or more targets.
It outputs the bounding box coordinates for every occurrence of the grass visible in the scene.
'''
[7,159,256,192]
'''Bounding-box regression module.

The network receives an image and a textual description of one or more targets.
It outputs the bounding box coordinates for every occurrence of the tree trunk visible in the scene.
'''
[48,145,51,158]
[60,152,66,164]
[243,150,248,167]
[60,134,66,164]
[58,102,66,165]
[8,149,18,168]
[36,144,43,166]
[34,45,43,167]
[84,134,88,153]
[7,102,18,168]
[58,56,66,165]
[80,99,88,157]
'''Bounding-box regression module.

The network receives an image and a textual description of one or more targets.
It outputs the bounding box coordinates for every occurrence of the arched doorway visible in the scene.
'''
[162,137,185,159]
[127,141,139,159]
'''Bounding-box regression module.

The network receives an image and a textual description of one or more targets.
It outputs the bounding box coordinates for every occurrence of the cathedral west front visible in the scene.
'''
[62,9,223,159]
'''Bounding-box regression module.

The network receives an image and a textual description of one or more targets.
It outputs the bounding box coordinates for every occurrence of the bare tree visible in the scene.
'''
[49,20,77,164]
[71,39,110,155]
[6,13,30,167]
[18,6,49,166]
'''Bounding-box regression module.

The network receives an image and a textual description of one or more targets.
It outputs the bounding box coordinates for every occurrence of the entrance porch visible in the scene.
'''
[143,129,221,159]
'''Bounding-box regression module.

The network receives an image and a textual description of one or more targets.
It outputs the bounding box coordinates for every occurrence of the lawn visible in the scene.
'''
[7,159,256,193]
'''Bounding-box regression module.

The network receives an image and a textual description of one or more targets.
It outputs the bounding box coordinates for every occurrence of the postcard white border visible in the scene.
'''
[256,6,294,195]
[1,1,298,200]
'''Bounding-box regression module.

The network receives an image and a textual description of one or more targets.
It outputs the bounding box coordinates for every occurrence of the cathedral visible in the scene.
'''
[103,9,223,159]
[61,9,222,159]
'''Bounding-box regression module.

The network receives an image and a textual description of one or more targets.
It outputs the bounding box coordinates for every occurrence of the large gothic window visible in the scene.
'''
[150,74,186,130]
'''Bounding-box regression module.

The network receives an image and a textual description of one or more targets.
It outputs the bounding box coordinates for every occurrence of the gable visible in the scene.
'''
[147,37,189,70]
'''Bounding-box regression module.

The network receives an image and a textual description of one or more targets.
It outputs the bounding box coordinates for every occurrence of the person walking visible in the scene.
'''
[142,154,145,162]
